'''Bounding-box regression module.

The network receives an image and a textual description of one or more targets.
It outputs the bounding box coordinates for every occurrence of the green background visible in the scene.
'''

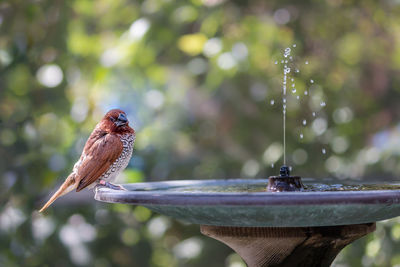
[2,0,400,266]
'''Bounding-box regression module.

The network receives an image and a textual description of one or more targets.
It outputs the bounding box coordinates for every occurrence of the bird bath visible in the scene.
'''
[94,47,398,266]
[94,172,400,267]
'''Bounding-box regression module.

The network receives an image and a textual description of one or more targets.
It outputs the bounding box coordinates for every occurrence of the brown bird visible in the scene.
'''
[39,109,135,212]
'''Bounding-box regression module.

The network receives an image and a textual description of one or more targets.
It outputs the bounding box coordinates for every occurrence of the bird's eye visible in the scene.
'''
[117,113,128,123]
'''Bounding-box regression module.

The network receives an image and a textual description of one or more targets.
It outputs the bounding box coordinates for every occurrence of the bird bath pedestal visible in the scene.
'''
[95,176,400,267]
[200,223,375,267]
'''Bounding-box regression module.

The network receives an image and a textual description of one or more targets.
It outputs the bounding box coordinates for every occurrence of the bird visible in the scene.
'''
[39,109,135,212]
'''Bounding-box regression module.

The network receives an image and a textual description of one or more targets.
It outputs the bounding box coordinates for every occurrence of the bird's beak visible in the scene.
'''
[115,113,128,127]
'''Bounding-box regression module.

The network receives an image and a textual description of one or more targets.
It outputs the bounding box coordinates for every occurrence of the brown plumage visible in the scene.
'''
[39,109,135,212]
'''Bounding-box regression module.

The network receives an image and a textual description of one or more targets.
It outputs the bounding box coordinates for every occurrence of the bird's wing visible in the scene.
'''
[75,133,123,191]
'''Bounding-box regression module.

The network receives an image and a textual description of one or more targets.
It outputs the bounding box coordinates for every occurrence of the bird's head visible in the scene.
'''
[101,109,134,134]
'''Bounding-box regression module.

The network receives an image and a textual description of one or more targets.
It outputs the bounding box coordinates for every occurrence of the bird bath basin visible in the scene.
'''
[95,178,400,266]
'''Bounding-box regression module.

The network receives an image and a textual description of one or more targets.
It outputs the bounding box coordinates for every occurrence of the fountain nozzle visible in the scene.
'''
[280,165,290,177]
[267,165,304,192]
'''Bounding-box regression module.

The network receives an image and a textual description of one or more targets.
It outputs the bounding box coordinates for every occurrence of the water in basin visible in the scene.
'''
[129,179,400,193]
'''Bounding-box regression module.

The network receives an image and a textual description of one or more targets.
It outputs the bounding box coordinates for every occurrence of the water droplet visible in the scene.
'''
[291,78,294,82]
[295,69,300,73]
[289,166,293,171]
[283,81,286,85]
[271,163,274,168]
[285,60,288,63]
[292,88,296,93]
[305,61,309,65]
[289,56,293,60]
[283,104,287,109]
[281,60,284,63]
[320,101,326,107]
[300,133,304,139]
[322,148,326,154]
[284,67,291,74]
[274,61,278,65]
[312,112,316,117]
[293,44,297,47]
[270,99,275,105]
[296,96,300,100]
[284,50,289,57]
[302,119,307,125]
[292,83,295,87]
[304,91,308,95]
[310,79,314,84]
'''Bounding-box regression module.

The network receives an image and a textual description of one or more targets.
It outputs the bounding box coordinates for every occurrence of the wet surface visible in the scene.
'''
[124,179,400,193]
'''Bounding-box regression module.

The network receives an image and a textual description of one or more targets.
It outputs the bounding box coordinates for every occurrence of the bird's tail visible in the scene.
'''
[39,175,76,213]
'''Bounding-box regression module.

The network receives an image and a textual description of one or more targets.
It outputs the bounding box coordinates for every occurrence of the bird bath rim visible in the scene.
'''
[94,179,400,227]
[95,178,400,206]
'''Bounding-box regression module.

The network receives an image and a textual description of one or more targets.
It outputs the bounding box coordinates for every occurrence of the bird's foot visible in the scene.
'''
[98,180,127,191]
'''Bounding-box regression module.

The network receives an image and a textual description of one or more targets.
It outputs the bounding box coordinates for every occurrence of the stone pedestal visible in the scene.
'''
[201,223,375,267]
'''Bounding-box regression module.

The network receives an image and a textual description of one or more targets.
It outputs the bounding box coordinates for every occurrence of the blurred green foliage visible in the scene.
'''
[2,0,400,266]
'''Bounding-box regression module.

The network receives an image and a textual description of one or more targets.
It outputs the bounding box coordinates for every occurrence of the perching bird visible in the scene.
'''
[39,109,135,212]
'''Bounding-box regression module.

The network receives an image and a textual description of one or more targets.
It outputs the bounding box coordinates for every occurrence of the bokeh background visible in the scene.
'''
[2,0,400,266]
